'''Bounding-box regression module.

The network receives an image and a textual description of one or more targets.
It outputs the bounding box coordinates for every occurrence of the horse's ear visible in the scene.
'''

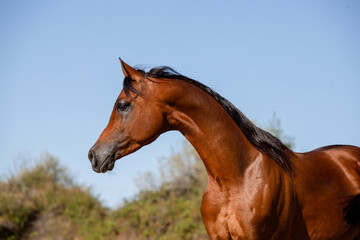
[119,58,143,82]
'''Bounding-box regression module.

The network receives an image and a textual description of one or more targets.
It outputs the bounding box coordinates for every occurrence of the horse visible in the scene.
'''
[88,59,360,240]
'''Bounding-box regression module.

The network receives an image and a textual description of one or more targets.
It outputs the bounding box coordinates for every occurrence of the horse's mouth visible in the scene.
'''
[99,155,115,173]
[90,139,136,174]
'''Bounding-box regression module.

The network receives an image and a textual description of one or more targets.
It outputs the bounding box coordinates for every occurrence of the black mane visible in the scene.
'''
[124,66,293,174]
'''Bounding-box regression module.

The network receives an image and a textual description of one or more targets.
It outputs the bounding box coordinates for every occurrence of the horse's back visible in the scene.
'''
[307,144,360,190]
[294,144,360,239]
[297,144,360,187]
[312,144,360,157]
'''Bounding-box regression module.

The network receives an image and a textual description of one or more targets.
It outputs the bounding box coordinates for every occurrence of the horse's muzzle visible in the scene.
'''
[88,144,116,173]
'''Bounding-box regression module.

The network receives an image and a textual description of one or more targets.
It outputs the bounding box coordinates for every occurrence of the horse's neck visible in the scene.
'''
[165,82,259,182]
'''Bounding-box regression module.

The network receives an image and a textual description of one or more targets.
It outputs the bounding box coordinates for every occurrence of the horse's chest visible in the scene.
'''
[217,209,247,239]
[201,178,277,239]
[201,191,262,239]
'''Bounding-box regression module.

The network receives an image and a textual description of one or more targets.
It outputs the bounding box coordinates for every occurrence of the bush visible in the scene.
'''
[112,142,209,240]
[0,114,292,239]
[0,154,117,240]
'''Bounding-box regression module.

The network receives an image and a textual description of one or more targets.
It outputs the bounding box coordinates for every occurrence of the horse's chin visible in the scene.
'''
[98,150,128,173]
[93,155,116,174]
[106,161,115,172]
[92,144,142,174]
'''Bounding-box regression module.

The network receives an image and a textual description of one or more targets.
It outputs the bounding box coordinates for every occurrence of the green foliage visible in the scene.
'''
[0,154,116,240]
[0,115,293,240]
[113,141,208,240]
[264,113,295,149]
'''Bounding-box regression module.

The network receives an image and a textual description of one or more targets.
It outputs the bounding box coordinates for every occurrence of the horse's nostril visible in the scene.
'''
[88,150,94,162]
[88,150,98,168]
[88,150,94,163]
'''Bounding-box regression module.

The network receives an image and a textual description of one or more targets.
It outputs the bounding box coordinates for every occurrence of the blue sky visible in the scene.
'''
[1,1,359,208]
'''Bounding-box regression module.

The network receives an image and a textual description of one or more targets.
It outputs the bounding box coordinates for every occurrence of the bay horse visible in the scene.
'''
[88,59,360,239]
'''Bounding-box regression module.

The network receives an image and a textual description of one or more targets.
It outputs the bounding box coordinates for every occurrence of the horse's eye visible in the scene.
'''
[117,101,130,112]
